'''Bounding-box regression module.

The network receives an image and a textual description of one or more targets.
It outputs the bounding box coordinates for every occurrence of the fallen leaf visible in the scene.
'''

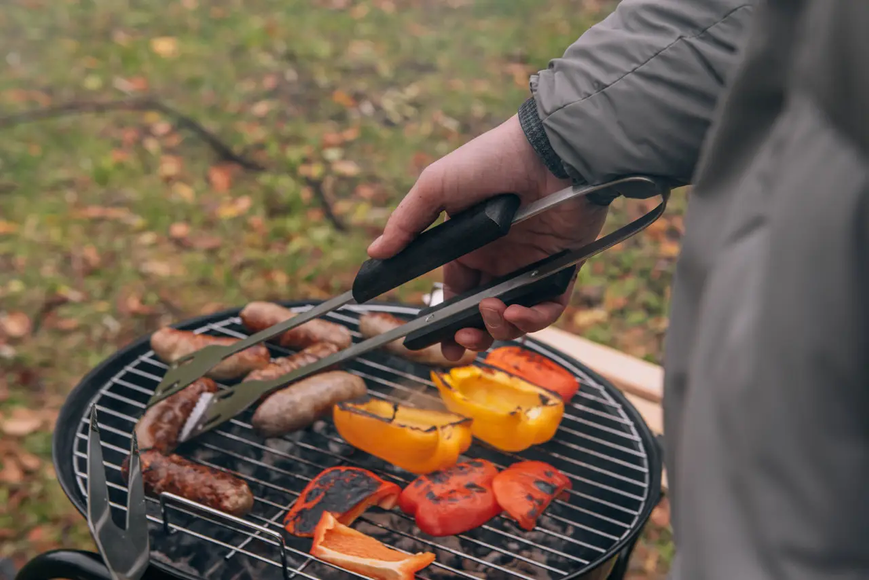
[262,74,279,90]
[332,159,361,177]
[216,195,253,219]
[321,132,344,147]
[172,182,196,202]
[118,291,155,316]
[143,136,161,154]
[659,240,681,258]
[1,408,42,437]
[158,155,183,180]
[0,220,18,235]
[169,222,190,240]
[188,234,222,251]
[16,451,41,472]
[331,89,357,109]
[651,497,671,528]
[298,163,325,179]
[0,456,23,484]
[152,121,173,136]
[322,147,343,162]
[251,100,272,117]
[208,164,233,192]
[341,126,360,141]
[26,526,46,543]
[140,260,174,277]
[150,36,179,58]
[81,244,101,271]
[247,216,266,235]
[113,76,149,93]
[572,308,609,329]
[111,149,129,164]
[0,312,31,339]
[52,317,80,331]
[182,0,197,8]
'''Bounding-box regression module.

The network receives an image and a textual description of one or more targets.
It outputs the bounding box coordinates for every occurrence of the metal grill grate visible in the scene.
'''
[69,303,655,580]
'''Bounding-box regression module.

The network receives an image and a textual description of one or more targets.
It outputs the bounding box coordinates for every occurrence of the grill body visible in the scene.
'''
[34,301,661,580]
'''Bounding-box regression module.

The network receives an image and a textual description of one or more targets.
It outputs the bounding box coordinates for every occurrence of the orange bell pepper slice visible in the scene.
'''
[284,467,401,537]
[485,346,579,402]
[492,461,571,530]
[311,511,436,580]
[332,398,472,474]
[431,366,564,452]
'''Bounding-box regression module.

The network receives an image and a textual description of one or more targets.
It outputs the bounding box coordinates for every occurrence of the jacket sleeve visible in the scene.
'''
[519,0,754,203]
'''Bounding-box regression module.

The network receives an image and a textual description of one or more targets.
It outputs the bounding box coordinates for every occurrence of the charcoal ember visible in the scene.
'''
[150,551,201,577]
[507,541,521,552]
[429,535,463,569]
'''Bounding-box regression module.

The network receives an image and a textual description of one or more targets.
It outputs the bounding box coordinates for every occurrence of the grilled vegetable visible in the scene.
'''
[484,346,579,402]
[492,461,571,531]
[431,366,564,452]
[358,312,476,367]
[243,342,339,383]
[240,301,352,350]
[150,328,270,381]
[135,377,218,454]
[310,512,436,580]
[284,467,401,537]
[398,459,502,537]
[333,399,472,474]
[251,371,367,438]
[123,450,254,517]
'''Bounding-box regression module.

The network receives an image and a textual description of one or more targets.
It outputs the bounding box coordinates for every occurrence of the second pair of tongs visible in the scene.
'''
[148,175,671,440]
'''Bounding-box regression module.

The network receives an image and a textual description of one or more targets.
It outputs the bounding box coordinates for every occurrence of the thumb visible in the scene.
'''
[367,166,446,259]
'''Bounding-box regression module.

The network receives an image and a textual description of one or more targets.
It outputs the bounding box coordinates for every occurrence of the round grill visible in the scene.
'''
[53,301,661,580]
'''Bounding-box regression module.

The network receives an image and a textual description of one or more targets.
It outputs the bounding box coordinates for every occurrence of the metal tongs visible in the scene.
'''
[147,175,671,441]
[87,409,150,580]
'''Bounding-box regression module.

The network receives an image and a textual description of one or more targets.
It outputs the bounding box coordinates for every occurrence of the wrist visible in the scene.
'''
[517,97,570,181]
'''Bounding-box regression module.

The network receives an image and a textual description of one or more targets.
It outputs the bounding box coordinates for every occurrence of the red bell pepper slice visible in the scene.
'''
[398,459,502,537]
[284,467,401,537]
[484,346,579,402]
[492,461,571,530]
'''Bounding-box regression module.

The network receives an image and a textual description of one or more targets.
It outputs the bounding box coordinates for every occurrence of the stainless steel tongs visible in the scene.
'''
[146,175,671,441]
[87,408,150,580]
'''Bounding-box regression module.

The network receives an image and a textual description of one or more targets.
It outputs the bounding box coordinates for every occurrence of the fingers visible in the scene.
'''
[367,169,445,259]
[440,338,468,362]
[442,261,481,301]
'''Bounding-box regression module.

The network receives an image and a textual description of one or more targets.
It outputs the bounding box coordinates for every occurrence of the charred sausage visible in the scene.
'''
[252,371,367,438]
[239,302,352,350]
[244,342,340,383]
[358,313,477,367]
[150,328,270,381]
[135,377,218,454]
[124,450,254,517]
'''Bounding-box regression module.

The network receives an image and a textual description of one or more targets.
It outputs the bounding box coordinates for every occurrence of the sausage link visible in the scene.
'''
[150,328,270,381]
[127,450,255,517]
[358,313,477,367]
[252,371,367,438]
[240,302,352,350]
[244,342,340,383]
[135,377,218,454]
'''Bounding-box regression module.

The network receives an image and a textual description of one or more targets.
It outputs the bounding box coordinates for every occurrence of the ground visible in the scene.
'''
[0,0,681,577]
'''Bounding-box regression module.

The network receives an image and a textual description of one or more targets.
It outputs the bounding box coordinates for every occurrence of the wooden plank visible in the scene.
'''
[530,326,668,491]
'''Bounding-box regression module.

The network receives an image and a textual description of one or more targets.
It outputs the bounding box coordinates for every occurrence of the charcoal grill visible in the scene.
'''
[17,300,662,580]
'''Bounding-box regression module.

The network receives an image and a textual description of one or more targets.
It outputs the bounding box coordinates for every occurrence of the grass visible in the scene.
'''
[0,0,679,576]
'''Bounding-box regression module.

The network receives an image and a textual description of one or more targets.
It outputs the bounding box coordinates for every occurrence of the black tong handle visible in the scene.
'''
[352,194,521,304]
[404,180,671,351]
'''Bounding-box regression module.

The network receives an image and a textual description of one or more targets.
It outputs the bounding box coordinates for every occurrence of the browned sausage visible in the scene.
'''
[150,328,270,381]
[243,342,340,382]
[358,312,477,367]
[239,302,352,350]
[251,371,367,438]
[126,450,254,517]
[135,377,218,454]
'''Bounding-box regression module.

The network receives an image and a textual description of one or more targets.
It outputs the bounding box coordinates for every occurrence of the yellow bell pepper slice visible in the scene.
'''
[332,398,473,474]
[431,366,564,452]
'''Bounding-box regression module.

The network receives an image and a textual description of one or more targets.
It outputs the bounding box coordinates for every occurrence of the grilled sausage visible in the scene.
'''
[135,377,218,454]
[358,313,477,367]
[126,450,254,517]
[244,342,340,382]
[252,371,367,438]
[150,328,270,381]
[240,301,352,350]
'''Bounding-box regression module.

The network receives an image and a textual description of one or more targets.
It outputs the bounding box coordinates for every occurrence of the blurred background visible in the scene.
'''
[0,0,681,576]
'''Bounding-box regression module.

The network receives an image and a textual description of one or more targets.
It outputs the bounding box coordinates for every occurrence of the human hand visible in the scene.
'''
[368,114,608,360]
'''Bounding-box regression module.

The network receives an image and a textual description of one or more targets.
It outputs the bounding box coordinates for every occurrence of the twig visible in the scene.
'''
[0,96,347,229]
[0,96,265,171]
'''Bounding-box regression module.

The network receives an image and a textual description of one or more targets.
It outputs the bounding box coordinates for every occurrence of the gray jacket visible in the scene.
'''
[520,1,869,579]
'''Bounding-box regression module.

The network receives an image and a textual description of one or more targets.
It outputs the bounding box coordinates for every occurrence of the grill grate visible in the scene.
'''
[69,303,655,580]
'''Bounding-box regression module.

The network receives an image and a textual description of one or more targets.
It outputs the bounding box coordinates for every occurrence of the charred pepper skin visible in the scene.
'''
[398,459,502,537]
[284,467,401,537]
[492,460,571,531]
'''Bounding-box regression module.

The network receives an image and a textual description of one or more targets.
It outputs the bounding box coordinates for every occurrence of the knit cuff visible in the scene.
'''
[518,97,569,181]
[518,97,616,206]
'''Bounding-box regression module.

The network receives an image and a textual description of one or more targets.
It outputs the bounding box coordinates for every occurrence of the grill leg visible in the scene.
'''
[607,534,641,580]
[14,550,172,580]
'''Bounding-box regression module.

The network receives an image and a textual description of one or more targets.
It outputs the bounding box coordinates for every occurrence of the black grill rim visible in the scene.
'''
[52,300,662,580]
